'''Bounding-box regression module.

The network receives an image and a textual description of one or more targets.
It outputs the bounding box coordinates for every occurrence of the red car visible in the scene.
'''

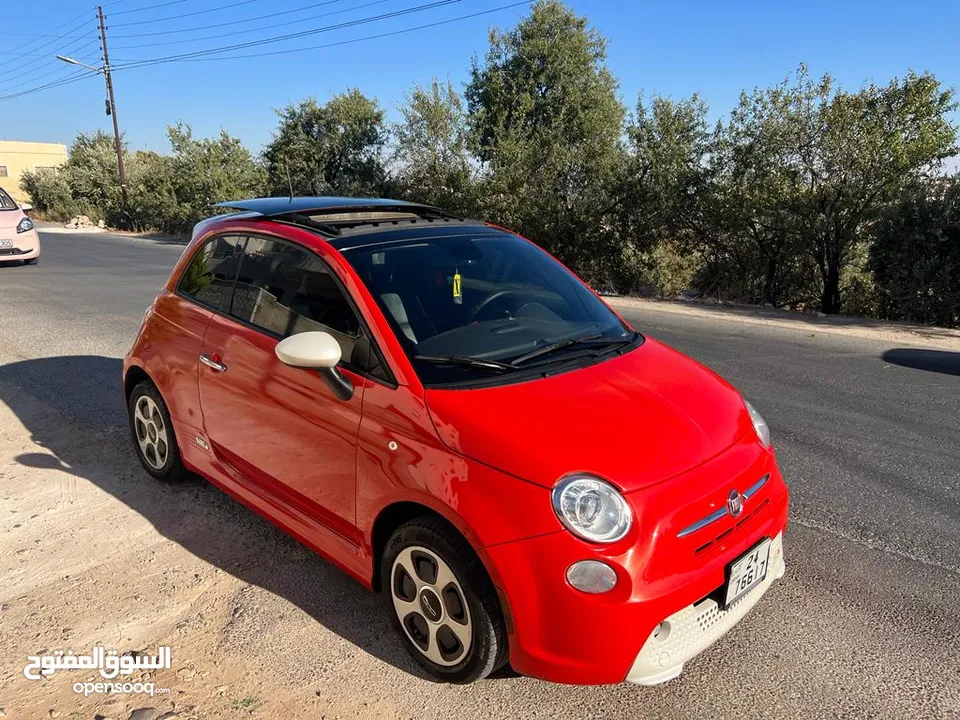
[123,197,788,686]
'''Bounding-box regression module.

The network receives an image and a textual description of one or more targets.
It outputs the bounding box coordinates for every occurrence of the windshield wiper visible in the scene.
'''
[414,354,514,372]
[510,333,634,366]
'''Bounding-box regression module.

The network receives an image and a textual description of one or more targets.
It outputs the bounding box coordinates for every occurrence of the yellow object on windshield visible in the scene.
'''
[453,271,463,305]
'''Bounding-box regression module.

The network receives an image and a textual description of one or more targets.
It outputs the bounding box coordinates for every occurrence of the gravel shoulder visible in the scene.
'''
[607,296,960,350]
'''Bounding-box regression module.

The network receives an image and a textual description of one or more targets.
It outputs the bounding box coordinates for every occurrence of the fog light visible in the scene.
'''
[565,560,617,594]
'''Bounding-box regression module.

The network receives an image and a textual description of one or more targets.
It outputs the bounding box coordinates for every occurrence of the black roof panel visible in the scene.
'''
[214,196,446,217]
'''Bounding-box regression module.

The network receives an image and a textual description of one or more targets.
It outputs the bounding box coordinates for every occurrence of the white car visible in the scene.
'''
[0,186,40,265]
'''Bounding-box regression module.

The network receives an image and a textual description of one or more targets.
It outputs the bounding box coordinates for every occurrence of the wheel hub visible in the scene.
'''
[418,587,444,623]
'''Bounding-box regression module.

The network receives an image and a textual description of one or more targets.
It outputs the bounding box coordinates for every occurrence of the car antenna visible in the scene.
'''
[285,159,294,202]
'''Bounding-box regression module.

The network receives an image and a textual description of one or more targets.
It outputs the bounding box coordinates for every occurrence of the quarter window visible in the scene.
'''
[177,235,245,311]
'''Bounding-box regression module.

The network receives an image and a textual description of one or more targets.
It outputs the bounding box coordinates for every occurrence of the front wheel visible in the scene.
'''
[23,258,38,265]
[127,380,185,482]
[382,517,508,683]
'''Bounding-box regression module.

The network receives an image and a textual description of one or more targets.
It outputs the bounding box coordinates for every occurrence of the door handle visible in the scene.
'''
[199,353,227,372]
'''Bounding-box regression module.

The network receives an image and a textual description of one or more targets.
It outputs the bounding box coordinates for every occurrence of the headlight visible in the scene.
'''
[16,217,34,234]
[745,400,771,447]
[551,474,632,543]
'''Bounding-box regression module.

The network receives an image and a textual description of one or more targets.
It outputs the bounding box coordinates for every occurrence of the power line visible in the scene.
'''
[111,0,260,28]
[130,1,527,63]
[112,0,389,50]
[111,0,351,40]
[0,13,96,74]
[0,69,100,102]
[1,9,91,56]
[111,0,459,68]
[0,44,101,59]
[111,0,190,16]
[0,38,100,93]
[0,1,527,103]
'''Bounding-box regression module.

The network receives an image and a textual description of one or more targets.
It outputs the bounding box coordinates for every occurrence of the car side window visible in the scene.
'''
[231,235,386,380]
[177,235,245,312]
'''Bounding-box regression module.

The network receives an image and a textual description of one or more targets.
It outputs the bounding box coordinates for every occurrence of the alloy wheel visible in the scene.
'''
[390,545,472,666]
[133,395,169,470]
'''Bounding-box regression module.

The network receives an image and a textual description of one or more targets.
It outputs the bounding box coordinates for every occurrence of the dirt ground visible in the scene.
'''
[0,380,414,720]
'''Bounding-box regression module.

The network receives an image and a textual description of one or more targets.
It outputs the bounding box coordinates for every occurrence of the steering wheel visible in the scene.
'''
[468,290,523,323]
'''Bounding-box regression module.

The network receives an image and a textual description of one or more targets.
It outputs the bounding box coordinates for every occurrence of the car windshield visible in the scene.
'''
[341,229,637,386]
[0,187,17,211]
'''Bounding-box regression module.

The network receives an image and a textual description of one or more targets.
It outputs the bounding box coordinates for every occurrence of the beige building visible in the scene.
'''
[0,140,68,203]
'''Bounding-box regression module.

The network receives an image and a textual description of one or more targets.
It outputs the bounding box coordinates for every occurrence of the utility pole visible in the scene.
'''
[97,4,128,210]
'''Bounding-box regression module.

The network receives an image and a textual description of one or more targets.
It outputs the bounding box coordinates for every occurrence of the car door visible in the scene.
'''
[150,233,246,436]
[197,233,379,546]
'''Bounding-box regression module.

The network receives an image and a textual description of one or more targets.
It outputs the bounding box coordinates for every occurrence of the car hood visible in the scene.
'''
[424,338,755,492]
[0,210,25,230]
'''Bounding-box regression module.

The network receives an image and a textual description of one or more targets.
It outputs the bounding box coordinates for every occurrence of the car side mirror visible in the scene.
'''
[275,331,354,401]
[20,203,33,212]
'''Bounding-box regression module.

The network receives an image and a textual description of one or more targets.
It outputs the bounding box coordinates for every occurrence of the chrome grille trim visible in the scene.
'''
[743,473,769,500]
[677,474,771,538]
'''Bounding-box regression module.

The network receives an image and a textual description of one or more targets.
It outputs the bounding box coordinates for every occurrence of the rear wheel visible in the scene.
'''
[382,517,507,683]
[127,380,185,482]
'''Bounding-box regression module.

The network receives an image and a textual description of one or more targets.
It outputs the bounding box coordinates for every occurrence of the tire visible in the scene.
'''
[23,258,37,265]
[127,380,185,482]
[381,516,508,683]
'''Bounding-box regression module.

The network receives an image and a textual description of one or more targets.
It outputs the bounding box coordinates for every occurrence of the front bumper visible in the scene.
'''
[0,228,40,260]
[481,446,789,686]
[627,532,785,685]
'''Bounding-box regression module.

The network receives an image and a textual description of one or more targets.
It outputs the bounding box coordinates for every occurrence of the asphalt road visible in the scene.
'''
[1,231,958,719]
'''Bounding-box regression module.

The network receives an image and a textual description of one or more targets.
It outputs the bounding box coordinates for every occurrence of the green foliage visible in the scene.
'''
[707,66,957,312]
[870,179,960,327]
[126,150,178,232]
[263,89,387,197]
[19,125,263,233]
[393,78,478,216]
[608,93,714,291]
[20,2,960,328]
[158,123,265,233]
[19,167,77,220]
[62,131,126,224]
[465,0,625,277]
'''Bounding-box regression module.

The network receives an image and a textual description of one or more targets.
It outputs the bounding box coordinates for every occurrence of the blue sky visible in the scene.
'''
[1,0,958,154]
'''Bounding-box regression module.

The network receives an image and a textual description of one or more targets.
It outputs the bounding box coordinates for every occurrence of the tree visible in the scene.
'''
[263,90,387,197]
[870,178,960,327]
[465,0,625,278]
[716,67,957,313]
[611,93,714,293]
[63,131,128,225]
[166,123,265,231]
[705,82,818,307]
[19,167,76,220]
[393,78,477,215]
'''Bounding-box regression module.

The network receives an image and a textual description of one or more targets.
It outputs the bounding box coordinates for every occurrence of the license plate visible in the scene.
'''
[724,539,771,606]
[0,239,12,249]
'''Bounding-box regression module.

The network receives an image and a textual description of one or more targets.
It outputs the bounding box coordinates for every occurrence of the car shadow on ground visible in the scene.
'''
[881,348,960,376]
[0,354,512,684]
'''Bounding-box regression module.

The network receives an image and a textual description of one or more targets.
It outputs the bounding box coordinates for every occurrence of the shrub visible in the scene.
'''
[870,180,960,327]
[19,168,77,220]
